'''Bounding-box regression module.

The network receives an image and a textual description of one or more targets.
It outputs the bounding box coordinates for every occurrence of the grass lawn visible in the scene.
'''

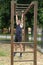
[0,44,11,56]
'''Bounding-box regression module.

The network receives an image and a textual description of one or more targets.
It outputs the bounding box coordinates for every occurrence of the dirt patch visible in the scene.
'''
[0,43,43,65]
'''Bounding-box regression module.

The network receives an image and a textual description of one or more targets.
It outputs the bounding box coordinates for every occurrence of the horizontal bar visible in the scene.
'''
[24,2,34,15]
[16,4,29,6]
[16,7,28,9]
[16,9,25,11]
[13,42,33,44]
[13,51,33,53]
[13,1,29,6]
[14,60,34,62]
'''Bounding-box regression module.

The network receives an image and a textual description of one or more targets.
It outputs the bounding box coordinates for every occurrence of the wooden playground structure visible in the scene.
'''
[11,1,38,65]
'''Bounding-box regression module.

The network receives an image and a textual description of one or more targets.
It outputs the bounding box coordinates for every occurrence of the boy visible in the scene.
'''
[14,11,23,57]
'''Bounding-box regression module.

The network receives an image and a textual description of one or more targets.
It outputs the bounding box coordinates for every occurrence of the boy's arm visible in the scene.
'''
[16,12,18,25]
[20,11,24,28]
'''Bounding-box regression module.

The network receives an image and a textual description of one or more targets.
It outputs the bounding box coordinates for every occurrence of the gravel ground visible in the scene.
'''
[0,43,43,65]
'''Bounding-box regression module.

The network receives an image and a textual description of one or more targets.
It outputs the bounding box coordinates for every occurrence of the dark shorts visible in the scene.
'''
[15,35,22,42]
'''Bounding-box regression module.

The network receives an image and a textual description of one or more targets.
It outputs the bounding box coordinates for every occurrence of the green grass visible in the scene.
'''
[0,51,7,56]
[37,34,42,37]
[0,33,10,35]
[0,44,11,57]
[37,41,42,44]
[0,63,3,65]
[0,38,11,41]
[0,33,15,35]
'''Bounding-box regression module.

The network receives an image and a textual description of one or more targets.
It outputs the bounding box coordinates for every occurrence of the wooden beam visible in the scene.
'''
[13,51,33,53]
[24,2,34,15]
[17,4,29,6]
[34,1,38,65]
[11,1,14,65]
[23,15,26,51]
[16,9,25,11]
[16,7,28,9]
[14,60,34,62]
[13,42,33,44]
[14,3,16,15]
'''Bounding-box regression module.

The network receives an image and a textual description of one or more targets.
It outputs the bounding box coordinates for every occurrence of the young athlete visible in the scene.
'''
[14,11,23,57]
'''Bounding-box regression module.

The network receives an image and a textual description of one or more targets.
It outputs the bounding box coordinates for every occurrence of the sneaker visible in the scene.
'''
[20,53,22,57]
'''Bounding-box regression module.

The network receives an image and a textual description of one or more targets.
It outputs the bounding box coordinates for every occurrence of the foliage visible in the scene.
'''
[18,0,43,27]
[38,8,43,27]
[0,0,43,29]
[0,0,11,29]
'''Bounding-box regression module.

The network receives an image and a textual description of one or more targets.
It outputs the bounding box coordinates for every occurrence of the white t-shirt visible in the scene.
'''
[16,22,23,28]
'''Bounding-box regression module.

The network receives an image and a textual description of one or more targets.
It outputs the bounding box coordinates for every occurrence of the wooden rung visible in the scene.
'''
[16,4,29,6]
[13,42,33,44]
[16,7,28,9]
[16,9,25,11]
[13,51,33,53]
[14,60,34,62]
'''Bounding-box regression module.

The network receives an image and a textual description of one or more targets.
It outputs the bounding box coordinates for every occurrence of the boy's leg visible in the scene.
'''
[14,37,18,56]
[14,44,17,56]
[18,37,23,57]
[19,43,23,57]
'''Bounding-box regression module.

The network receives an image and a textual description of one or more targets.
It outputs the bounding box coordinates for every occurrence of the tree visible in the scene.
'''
[38,8,43,48]
[0,0,11,29]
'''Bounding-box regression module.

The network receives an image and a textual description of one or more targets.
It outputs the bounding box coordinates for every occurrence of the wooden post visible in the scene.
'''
[14,2,16,16]
[34,1,38,65]
[23,14,26,51]
[11,1,14,65]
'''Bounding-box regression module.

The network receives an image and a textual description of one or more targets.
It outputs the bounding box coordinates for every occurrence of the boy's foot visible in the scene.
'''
[20,53,22,57]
